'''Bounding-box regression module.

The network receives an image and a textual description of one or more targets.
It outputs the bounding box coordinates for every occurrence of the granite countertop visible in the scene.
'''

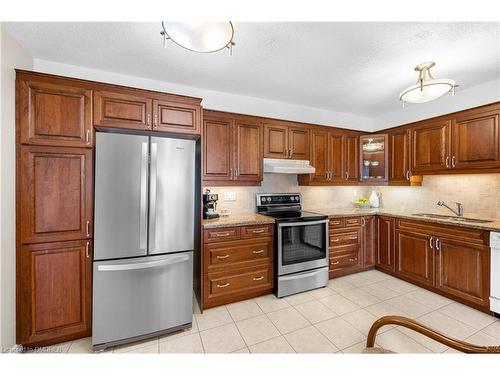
[202,213,275,229]
[304,207,500,232]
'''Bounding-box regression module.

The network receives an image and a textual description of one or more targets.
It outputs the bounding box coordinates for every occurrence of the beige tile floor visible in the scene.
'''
[41,270,500,354]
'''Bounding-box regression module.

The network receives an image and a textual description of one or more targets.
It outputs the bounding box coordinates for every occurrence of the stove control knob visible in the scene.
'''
[261,197,266,203]
[267,197,272,202]
[295,195,300,201]
[290,196,295,201]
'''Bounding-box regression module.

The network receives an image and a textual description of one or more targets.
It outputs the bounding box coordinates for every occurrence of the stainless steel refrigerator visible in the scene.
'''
[92,132,195,351]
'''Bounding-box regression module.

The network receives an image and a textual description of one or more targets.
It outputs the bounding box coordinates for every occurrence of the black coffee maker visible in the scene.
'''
[203,189,219,219]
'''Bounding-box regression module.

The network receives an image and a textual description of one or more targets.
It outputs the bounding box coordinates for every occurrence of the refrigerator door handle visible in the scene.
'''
[139,142,149,250]
[97,254,190,272]
[149,142,158,252]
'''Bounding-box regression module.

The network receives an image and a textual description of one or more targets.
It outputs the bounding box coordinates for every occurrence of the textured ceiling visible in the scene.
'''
[4,22,499,117]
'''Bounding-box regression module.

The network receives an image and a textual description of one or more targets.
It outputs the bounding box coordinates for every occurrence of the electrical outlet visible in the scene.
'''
[224,192,236,201]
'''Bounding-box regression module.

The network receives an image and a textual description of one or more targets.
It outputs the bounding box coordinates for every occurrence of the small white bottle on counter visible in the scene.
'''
[369,191,380,208]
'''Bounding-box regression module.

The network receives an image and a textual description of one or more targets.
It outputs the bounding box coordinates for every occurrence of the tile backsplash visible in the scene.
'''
[204,173,500,220]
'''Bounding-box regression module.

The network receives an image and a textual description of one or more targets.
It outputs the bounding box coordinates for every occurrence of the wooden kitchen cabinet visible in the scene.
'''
[435,237,490,308]
[19,146,93,244]
[17,75,93,148]
[17,240,92,346]
[345,134,360,182]
[203,111,263,185]
[329,132,345,182]
[362,216,376,267]
[202,224,274,309]
[395,230,434,286]
[411,119,451,172]
[376,216,395,272]
[263,120,310,160]
[389,129,411,184]
[94,90,153,131]
[451,108,500,169]
[309,129,329,183]
[152,99,201,135]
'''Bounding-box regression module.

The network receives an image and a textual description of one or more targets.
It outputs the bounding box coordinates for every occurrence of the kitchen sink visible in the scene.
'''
[412,213,492,223]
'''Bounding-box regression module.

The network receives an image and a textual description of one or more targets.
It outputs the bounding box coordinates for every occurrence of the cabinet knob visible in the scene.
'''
[406,170,410,180]
[445,156,450,168]
[253,276,264,281]
[85,241,90,258]
[252,249,265,254]
[451,156,456,168]
[216,254,230,259]
[216,283,230,288]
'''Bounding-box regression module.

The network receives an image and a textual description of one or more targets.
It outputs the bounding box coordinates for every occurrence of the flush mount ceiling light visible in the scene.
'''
[160,22,235,55]
[399,61,457,107]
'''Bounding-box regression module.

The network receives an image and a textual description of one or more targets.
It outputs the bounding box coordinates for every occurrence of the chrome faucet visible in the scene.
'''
[437,200,464,217]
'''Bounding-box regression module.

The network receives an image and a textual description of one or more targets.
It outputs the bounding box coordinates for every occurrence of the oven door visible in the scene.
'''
[277,219,329,275]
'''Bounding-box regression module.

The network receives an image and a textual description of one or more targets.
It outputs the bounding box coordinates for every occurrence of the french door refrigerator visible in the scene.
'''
[92,132,195,351]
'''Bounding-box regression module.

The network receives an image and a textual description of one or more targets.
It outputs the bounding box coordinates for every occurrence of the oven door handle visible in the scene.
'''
[279,268,325,281]
[277,219,329,228]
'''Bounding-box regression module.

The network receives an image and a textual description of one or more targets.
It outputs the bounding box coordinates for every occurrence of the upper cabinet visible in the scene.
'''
[203,111,263,186]
[263,121,310,160]
[451,107,500,169]
[359,134,388,182]
[388,129,411,185]
[94,90,202,135]
[411,119,451,172]
[17,74,92,148]
[345,135,360,182]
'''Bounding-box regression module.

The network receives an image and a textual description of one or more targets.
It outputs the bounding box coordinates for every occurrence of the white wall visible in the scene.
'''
[0,25,33,350]
[33,59,372,132]
[372,78,500,131]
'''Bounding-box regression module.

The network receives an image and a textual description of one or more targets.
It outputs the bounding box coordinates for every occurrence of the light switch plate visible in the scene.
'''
[224,192,236,201]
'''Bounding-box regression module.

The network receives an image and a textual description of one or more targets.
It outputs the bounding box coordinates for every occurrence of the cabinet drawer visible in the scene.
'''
[240,224,273,239]
[329,230,360,247]
[345,217,361,227]
[329,253,361,270]
[329,218,344,229]
[330,244,359,257]
[205,238,272,272]
[204,227,240,243]
[205,265,273,299]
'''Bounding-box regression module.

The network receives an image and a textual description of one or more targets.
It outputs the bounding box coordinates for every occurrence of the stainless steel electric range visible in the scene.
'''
[256,193,329,297]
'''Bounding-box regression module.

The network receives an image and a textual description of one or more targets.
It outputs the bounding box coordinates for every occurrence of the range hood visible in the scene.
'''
[263,158,315,174]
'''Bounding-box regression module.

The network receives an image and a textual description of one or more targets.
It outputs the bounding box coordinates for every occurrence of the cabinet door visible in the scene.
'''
[153,99,201,135]
[203,117,233,182]
[377,216,395,272]
[94,90,152,130]
[310,130,329,182]
[20,146,93,244]
[435,238,489,307]
[452,111,500,169]
[17,240,92,346]
[389,130,410,184]
[18,78,92,148]
[362,216,376,267]
[395,230,434,286]
[288,126,309,160]
[411,120,451,172]
[233,120,263,182]
[345,135,359,182]
[329,133,345,182]
[263,123,288,158]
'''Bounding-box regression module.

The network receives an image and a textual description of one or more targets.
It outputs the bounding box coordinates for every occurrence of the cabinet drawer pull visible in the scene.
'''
[154,114,158,128]
[251,229,265,234]
[330,220,341,225]
[147,114,151,126]
[445,156,450,168]
[346,219,358,224]
[216,254,230,259]
[331,238,340,242]
[435,238,441,251]
[429,236,434,249]
[349,258,357,262]
[252,249,265,254]
[86,129,90,144]
[331,261,340,265]
[215,232,231,237]
[451,156,456,168]
[253,276,264,281]
[406,170,410,180]
[86,220,90,237]
[346,235,358,240]
[86,241,90,258]
[216,283,230,288]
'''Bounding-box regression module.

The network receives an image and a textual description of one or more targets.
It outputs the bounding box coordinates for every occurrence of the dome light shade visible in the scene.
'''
[160,22,235,54]
[399,62,457,106]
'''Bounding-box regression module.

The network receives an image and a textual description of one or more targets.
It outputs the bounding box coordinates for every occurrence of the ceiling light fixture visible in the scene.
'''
[399,61,457,107]
[160,22,235,55]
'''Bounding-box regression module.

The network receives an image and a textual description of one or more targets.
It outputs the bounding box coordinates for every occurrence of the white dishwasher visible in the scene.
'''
[490,232,500,317]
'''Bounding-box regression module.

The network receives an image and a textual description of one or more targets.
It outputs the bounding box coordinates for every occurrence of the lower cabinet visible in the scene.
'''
[376,216,395,272]
[395,230,434,286]
[202,224,274,309]
[435,238,490,307]
[17,240,92,346]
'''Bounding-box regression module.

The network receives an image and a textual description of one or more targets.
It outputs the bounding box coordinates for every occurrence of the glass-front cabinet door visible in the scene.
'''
[360,134,388,182]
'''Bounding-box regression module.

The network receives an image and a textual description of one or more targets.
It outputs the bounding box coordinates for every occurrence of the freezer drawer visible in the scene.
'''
[92,252,193,350]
